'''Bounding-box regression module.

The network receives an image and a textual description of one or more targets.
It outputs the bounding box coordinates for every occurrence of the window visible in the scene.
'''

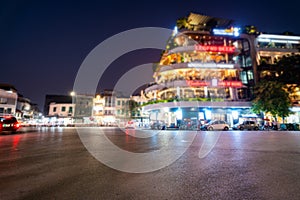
[0,98,7,104]
[69,107,73,113]
[53,107,57,112]
[240,71,248,84]
[61,106,66,112]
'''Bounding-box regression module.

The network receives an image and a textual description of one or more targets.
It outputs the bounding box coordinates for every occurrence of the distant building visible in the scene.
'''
[102,90,116,125]
[73,94,94,123]
[0,84,18,116]
[92,94,105,124]
[48,102,74,117]
[16,95,32,119]
[44,94,72,116]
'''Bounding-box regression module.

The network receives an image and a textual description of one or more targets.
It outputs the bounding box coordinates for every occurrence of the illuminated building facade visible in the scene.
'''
[142,13,257,128]
[255,34,300,123]
[256,34,300,65]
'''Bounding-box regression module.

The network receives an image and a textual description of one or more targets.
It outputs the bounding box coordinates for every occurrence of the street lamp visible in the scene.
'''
[70,91,76,96]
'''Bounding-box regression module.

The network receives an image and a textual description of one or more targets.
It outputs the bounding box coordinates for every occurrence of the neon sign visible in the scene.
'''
[186,80,243,88]
[213,27,240,37]
[194,45,235,53]
[188,62,235,69]
[186,80,209,87]
[218,81,243,87]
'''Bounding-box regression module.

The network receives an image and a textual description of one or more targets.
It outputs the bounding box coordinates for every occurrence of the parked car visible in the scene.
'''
[0,116,21,134]
[166,123,179,130]
[279,123,300,131]
[201,120,229,131]
[233,120,259,131]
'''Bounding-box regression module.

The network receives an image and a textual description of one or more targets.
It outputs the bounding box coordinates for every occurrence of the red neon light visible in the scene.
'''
[218,81,243,87]
[186,80,210,87]
[195,45,235,53]
[187,80,243,88]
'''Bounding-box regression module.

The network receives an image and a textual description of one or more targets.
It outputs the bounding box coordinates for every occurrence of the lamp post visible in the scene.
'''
[70,91,76,124]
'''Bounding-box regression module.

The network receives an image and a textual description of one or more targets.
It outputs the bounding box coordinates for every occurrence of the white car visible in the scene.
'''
[201,120,230,131]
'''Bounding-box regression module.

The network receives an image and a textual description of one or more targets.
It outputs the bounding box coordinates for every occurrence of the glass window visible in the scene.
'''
[240,71,248,84]
[247,71,254,81]
[53,107,57,112]
[61,106,66,112]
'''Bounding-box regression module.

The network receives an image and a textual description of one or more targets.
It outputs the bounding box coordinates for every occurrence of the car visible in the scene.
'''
[166,123,179,130]
[0,116,21,134]
[125,120,135,129]
[233,120,259,131]
[201,120,230,131]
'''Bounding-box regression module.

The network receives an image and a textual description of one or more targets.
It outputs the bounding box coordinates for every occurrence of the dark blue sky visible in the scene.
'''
[1,0,300,111]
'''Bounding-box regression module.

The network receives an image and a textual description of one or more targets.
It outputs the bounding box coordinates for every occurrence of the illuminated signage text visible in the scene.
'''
[195,45,235,53]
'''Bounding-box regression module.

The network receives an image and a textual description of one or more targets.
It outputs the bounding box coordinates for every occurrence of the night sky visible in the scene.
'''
[1,0,300,111]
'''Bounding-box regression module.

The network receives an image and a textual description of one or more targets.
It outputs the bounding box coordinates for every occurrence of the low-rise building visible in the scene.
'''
[0,84,18,116]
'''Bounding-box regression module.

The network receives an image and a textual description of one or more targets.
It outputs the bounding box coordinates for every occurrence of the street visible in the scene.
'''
[1,127,300,200]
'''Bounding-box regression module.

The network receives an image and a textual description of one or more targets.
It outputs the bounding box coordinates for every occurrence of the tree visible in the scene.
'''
[251,80,293,121]
[274,54,300,87]
[128,100,140,119]
[241,25,260,36]
[176,17,193,30]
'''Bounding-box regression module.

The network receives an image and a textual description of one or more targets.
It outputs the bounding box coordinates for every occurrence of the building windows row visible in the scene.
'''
[52,106,73,113]
[0,107,12,114]
[0,97,16,105]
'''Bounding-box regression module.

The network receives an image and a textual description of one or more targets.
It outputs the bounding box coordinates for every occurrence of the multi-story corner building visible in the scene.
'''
[92,90,131,126]
[142,13,257,128]
[91,91,149,127]
[0,84,18,116]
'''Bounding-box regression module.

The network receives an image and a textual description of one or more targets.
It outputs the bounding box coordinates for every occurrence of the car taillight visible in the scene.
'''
[14,123,20,128]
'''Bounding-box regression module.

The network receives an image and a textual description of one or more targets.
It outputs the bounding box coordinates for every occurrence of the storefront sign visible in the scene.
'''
[218,81,243,87]
[186,80,209,87]
[213,27,240,37]
[186,80,243,88]
[194,45,235,53]
[188,62,234,68]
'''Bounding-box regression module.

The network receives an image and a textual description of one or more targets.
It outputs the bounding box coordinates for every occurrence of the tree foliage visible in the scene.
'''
[176,17,193,30]
[252,80,293,119]
[128,100,140,118]
[258,54,300,94]
[274,54,300,86]
[241,25,260,36]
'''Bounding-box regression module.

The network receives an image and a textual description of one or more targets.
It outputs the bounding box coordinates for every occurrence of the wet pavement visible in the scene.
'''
[1,127,300,200]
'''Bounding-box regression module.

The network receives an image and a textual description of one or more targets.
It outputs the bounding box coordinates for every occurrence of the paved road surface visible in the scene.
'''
[1,127,300,200]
